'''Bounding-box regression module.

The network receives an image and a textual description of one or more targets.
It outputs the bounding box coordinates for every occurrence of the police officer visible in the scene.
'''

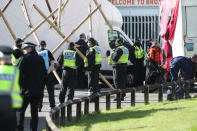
[133,38,145,87]
[84,38,102,95]
[17,42,47,131]
[11,38,24,66]
[0,46,23,131]
[38,40,56,111]
[109,39,129,100]
[76,33,88,89]
[58,42,80,103]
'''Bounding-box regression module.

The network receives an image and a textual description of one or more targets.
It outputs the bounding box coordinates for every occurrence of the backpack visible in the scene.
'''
[149,47,161,64]
[167,86,184,101]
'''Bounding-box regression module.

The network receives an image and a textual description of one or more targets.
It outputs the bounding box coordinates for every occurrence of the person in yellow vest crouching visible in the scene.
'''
[11,38,24,66]
[0,46,23,131]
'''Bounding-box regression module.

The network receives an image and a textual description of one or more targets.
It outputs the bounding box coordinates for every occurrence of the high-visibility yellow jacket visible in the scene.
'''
[63,50,77,69]
[0,65,23,109]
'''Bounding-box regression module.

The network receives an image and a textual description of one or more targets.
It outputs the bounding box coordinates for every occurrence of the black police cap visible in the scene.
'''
[0,46,13,58]
[15,38,24,45]
[40,40,46,45]
[88,37,96,43]
[23,42,37,49]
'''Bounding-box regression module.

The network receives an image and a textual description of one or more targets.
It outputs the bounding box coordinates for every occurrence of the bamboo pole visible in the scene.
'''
[45,4,114,90]
[21,0,40,44]
[22,2,65,41]
[73,45,115,90]
[52,5,101,54]
[33,4,65,38]
[45,0,57,25]
[58,0,62,29]
[50,0,69,29]
[88,4,93,37]
[93,0,113,30]
[0,9,16,40]
[53,70,62,84]
[2,0,13,13]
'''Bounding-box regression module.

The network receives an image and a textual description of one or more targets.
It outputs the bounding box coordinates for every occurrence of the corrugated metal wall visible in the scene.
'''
[122,15,159,48]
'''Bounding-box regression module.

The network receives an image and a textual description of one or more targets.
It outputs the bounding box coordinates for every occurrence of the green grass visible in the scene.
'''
[61,99,197,131]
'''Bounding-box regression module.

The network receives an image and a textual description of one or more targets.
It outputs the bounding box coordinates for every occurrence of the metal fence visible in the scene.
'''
[122,15,159,47]
[45,80,196,131]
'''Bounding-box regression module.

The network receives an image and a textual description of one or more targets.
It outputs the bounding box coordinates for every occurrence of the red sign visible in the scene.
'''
[110,0,160,6]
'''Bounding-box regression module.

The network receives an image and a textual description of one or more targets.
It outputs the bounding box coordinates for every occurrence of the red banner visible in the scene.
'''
[159,0,180,74]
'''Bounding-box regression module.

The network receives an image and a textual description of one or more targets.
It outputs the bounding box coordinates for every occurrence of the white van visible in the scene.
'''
[0,0,135,79]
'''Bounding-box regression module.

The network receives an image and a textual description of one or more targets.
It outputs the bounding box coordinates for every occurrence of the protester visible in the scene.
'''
[170,54,197,82]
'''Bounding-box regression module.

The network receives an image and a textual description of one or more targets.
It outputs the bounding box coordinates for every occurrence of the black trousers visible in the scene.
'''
[39,72,55,108]
[18,97,40,131]
[77,66,87,89]
[0,109,16,131]
[88,67,100,93]
[134,60,145,86]
[59,69,76,103]
[113,64,127,90]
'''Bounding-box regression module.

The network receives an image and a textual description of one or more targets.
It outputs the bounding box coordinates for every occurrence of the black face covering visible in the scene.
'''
[16,44,22,48]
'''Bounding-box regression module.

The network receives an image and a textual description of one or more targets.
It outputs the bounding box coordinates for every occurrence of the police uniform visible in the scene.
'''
[0,46,23,131]
[84,43,102,94]
[133,41,145,87]
[18,42,47,131]
[38,41,56,109]
[58,42,80,103]
[11,38,24,66]
[109,44,129,100]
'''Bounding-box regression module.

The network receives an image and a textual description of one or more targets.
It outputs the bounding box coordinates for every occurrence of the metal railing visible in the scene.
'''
[45,80,196,131]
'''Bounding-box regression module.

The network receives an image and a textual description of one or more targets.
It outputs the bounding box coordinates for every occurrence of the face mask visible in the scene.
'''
[17,44,22,48]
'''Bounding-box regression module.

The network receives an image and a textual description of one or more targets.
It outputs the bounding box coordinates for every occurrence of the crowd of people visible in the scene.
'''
[0,33,197,131]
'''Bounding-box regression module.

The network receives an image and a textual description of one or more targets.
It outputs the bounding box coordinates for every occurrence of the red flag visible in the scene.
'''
[159,0,180,74]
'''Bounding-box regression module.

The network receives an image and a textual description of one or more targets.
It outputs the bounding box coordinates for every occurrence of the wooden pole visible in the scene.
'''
[93,0,113,30]
[50,0,70,29]
[2,0,13,13]
[88,4,93,37]
[53,70,62,84]
[73,46,115,90]
[22,3,65,41]
[58,0,62,30]
[33,4,65,38]
[33,4,114,90]
[21,0,40,44]
[45,0,57,25]
[52,5,101,54]
[0,9,16,40]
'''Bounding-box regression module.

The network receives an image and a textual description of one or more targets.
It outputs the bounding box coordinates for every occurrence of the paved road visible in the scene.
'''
[22,88,167,131]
